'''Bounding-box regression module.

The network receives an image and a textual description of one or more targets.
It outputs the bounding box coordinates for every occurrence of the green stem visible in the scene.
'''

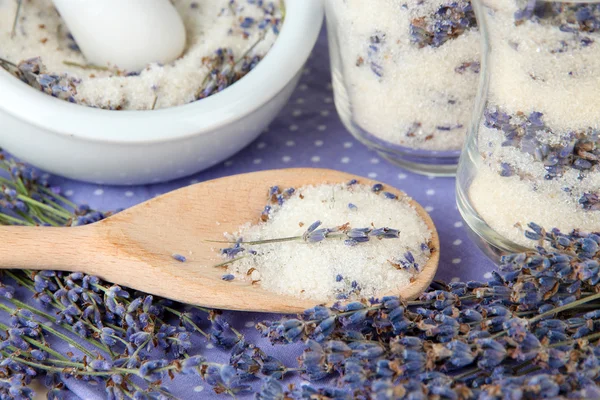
[0,176,18,188]
[5,271,35,291]
[406,294,478,307]
[516,365,541,377]
[17,195,72,219]
[0,321,68,361]
[0,302,97,358]
[1,352,140,377]
[279,0,286,20]
[468,310,536,327]
[0,212,28,225]
[33,210,62,227]
[487,330,507,340]
[0,303,95,358]
[13,176,29,196]
[39,194,73,216]
[165,306,209,338]
[126,378,179,400]
[63,60,110,71]
[105,322,126,335]
[46,359,91,368]
[529,292,600,324]
[11,0,22,38]
[512,360,533,374]
[0,56,17,69]
[40,186,77,209]
[189,304,212,314]
[212,255,248,268]
[206,236,302,245]
[229,327,243,340]
[453,367,483,381]
[129,339,150,361]
[110,334,130,347]
[14,209,36,225]
[550,331,600,348]
[28,341,68,362]
[6,297,55,322]
[6,272,114,352]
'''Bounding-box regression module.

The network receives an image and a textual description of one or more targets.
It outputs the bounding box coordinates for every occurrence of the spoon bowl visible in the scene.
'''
[0,169,439,313]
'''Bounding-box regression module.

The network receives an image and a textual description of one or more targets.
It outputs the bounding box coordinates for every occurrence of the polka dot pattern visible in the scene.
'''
[38,29,495,400]
[45,35,493,275]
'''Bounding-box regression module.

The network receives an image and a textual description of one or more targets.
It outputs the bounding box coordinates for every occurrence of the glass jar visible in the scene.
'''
[325,0,480,175]
[457,0,600,258]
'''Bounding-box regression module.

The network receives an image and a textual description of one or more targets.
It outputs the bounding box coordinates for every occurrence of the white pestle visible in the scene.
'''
[52,0,187,72]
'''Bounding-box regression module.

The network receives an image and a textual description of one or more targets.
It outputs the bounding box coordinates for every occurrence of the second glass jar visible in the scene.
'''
[325,0,481,175]
[457,0,600,258]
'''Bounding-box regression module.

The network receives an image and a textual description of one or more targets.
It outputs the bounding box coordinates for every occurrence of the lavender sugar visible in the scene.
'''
[0,0,282,110]
[326,0,480,151]
[469,1,600,247]
[217,182,433,302]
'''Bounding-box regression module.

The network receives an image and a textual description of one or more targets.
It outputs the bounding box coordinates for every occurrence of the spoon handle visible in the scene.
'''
[0,226,98,271]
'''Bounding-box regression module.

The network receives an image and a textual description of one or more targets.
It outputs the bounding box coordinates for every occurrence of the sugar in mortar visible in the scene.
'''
[0,0,282,110]
[215,182,434,302]
[326,0,480,152]
[468,1,600,247]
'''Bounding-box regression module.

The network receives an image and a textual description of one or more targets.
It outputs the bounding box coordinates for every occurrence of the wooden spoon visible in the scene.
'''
[0,168,440,313]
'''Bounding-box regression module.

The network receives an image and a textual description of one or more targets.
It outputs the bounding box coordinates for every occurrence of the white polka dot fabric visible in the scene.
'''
[50,31,494,285]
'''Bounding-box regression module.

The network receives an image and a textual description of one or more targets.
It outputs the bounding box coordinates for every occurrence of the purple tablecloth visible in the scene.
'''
[16,29,495,399]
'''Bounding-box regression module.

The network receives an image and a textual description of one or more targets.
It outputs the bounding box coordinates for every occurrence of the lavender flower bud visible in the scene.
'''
[100,328,117,347]
[370,227,400,239]
[89,360,113,371]
[129,332,151,347]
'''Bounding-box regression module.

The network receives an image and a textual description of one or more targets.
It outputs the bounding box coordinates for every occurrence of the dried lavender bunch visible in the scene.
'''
[0,151,286,399]
[5,149,600,399]
[256,221,600,398]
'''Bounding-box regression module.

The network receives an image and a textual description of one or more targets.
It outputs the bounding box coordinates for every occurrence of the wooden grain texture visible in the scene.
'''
[0,168,440,313]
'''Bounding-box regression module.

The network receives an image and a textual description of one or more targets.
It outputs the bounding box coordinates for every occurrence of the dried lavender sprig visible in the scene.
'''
[1,284,113,354]
[213,255,249,268]
[211,223,401,246]
[0,302,97,359]
[62,60,110,71]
